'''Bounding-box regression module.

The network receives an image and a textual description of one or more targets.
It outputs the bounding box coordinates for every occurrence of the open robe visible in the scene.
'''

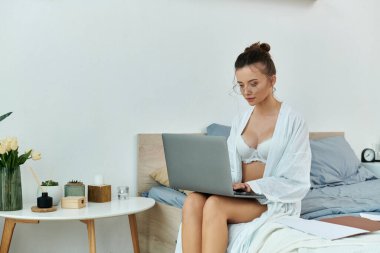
[175,102,311,253]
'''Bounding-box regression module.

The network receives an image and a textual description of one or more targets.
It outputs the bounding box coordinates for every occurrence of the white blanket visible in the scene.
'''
[231,220,380,253]
[176,219,380,253]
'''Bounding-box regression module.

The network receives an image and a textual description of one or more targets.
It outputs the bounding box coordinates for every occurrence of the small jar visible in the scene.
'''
[37,192,53,208]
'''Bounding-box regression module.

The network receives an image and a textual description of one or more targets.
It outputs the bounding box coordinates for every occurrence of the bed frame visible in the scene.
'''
[136,132,344,253]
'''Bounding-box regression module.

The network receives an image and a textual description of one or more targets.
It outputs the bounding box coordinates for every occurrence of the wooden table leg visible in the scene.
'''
[0,218,16,253]
[128,214,140,253]
[80,219,96,253]
[0,219,39,253]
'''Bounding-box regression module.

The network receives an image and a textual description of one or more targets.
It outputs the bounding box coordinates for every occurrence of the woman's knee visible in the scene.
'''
[203,195,226,220]
[182,192,207,218]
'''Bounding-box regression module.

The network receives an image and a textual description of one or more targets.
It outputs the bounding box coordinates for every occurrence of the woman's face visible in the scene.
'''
[235,64,276,106]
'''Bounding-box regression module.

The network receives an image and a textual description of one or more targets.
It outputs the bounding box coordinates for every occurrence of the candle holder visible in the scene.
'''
[88,185,111,203]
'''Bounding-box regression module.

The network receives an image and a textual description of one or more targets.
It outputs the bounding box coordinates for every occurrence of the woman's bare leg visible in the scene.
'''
[202,195,267,253]
[182,192,209,253]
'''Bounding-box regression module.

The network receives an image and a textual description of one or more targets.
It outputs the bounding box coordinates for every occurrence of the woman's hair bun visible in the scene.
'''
[244,42,271,53]
[236,41,276,75]
[259,43,270,52]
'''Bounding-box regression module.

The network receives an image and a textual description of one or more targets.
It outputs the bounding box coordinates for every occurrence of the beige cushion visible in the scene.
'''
[149,167,170,187]
[149,167,193,195]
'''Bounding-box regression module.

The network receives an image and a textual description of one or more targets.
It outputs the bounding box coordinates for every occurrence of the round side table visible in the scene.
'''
[0,197,155,253]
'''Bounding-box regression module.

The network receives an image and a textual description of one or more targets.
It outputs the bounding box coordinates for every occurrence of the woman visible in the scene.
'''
[179,42,311,253]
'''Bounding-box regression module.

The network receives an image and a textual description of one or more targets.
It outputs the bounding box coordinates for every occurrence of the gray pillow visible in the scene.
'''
[206,123,231,138]
[310,136,376,188]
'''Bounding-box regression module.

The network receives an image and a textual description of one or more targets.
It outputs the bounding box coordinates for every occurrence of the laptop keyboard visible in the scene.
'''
[233,191,256,196]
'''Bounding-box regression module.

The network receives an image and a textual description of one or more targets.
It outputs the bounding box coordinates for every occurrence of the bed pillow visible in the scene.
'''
[310,136,376,188]
[206,123,231,138]
[149,167,170,187]
[149,167,193,195]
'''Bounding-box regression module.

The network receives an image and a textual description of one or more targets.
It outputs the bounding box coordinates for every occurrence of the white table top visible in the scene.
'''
[0,197,155,221]
[361,162,380,177]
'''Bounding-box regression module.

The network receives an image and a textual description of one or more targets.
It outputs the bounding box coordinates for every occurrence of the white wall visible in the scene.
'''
[0,0,379,252]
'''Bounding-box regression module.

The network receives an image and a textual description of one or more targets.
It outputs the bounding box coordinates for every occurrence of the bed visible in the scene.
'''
[136,132,380,253]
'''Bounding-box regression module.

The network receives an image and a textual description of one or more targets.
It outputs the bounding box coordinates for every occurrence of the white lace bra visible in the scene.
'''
[236,134,272,164]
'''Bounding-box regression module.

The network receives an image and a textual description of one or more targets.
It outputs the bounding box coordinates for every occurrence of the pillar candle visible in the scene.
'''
[94,174,104,185]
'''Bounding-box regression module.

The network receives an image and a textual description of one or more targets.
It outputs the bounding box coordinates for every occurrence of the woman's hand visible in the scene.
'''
[232,182,253,193]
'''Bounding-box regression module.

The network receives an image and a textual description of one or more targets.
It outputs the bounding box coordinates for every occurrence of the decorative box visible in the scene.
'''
[64,181,85,197]
[88,185,111,203]
[61,196,86,209]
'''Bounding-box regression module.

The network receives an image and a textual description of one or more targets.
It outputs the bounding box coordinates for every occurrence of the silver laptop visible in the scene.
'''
[162,134,265,199]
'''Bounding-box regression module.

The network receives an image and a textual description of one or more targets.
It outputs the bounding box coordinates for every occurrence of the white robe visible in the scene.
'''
[176,102,311,253]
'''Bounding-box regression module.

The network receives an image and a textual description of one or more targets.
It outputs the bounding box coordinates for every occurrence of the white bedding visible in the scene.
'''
[176,219,380,253]
[229,220,380,253]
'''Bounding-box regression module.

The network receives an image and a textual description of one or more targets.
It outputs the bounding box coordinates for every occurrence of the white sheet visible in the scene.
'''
[244,221,380,253]
[275,216,368,240]
[176,219,380,253]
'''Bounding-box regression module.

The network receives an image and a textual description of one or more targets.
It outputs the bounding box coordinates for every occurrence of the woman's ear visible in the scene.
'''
[270,75,277,86]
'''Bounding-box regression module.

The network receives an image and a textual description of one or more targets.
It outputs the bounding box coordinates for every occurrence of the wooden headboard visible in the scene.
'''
[137,134,167,195]
[137,132,344,195]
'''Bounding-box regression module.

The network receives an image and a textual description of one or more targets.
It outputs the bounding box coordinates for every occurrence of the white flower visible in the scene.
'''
[5,137,13,152]
[0,143,6,155]
[31,151,41,160]
[10,137,18,151]
[0,140,6,151]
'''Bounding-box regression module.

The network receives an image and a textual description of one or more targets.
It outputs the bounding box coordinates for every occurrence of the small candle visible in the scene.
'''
[94,175,104,185]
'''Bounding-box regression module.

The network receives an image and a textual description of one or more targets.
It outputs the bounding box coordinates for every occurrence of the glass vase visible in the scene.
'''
[0,166,23,211]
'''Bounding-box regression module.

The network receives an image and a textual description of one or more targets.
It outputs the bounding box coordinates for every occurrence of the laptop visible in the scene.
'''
[162,133,265,199]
